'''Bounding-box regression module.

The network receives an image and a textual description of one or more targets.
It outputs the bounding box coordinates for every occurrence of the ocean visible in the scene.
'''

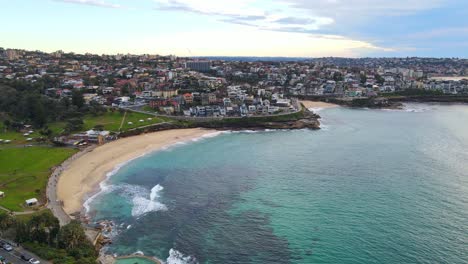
[87,103,468,264]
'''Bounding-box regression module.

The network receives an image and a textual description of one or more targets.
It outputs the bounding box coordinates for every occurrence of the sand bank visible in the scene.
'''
[301,100,339,110]
[57,128,216,215]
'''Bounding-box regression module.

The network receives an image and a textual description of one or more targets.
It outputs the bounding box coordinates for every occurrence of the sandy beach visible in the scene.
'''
[301,100,339,109]
[56,128,216,216]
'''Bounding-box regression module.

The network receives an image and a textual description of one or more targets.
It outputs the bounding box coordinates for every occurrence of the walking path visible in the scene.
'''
[46,145,96,226]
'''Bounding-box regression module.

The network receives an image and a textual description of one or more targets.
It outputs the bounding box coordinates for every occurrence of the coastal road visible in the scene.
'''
[0,240,49,264]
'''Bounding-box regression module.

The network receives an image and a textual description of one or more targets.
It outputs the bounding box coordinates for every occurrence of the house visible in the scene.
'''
[154,89,179,98]
[86,130,110,143]
[208,93,217,104]
[26,198,38,206]
[200,93,218,105]
[223,98,232,107]
[161,106,175,115]
[141,91,154,98]
[183,93,194,104]
[275,99,291,107]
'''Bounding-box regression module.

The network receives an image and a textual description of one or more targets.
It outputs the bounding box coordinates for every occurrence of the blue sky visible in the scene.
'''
[0,0,467,57]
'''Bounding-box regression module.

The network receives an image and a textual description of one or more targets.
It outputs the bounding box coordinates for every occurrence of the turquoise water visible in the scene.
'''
[88,104,468,264]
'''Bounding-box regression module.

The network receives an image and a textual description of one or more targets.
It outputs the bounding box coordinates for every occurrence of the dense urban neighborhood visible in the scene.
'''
[1,48,468,119]
[1,48,468,264]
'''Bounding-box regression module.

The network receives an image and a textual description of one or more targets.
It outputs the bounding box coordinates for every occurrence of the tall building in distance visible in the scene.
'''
[185,61,211,72]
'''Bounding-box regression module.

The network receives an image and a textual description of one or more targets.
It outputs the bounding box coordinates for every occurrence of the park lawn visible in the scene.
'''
[47,121,67,135]
[82,111,169,132]
[46,111,169,133]
[0,146,77,212]
[119,112,170,131]
[0,122,42,145]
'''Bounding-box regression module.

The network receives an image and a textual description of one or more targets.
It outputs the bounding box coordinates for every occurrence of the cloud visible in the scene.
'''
[274,17,321,25]
[54,0,123,9]
[153,0,334,33]
[134,29,392,57]
[283,0,445,18]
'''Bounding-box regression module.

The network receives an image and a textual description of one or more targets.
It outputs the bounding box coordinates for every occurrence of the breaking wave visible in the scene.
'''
[402,103,434,113]
[132,184,167,218]
[166,249,198,264]
[308,107,325,113]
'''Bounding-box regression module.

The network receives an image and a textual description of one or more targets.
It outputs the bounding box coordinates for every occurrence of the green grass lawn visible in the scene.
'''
[82,111,169,132]
[0,111,170,144]
[0,147,77,212]
[45,111,169,134]
[0,123,42,145]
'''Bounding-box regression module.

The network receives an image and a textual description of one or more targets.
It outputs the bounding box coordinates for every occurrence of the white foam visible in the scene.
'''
[166,249,198,264]
[132,184,167,218]
[308,107,324,113]
[83,153,153,214]
[150,184,163,201]
[377,103,433,113]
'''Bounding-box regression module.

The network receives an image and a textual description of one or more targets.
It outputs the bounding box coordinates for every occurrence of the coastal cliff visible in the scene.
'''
[301,96,403,109]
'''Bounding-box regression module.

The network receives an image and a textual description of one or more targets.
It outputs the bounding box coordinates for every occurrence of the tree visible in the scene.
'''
[39,126,53,138]
[31,99,47,128]
[360,73,367,84]
[71,90,85,109]
[65,118,84,133]
[58,221,88,250]
[0,213,13,236]
[2,120,11,131]
[375,74,385,85]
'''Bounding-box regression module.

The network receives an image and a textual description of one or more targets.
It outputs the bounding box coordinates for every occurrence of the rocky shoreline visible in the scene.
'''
[120,108,321,138]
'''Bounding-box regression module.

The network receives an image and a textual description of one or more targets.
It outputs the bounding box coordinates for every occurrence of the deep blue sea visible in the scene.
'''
[87,104,468,264]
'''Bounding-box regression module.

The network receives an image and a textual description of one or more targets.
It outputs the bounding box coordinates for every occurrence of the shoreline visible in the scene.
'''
[56,128,217,217]
[300,100,339,112]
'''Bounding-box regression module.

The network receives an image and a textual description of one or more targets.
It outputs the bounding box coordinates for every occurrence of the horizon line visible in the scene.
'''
[1,46,467,60]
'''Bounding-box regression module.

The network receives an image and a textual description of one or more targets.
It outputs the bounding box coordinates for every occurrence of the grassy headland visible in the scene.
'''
[0,147,77,211]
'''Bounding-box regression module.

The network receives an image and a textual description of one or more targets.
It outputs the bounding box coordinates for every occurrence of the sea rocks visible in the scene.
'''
[98,254,116,264]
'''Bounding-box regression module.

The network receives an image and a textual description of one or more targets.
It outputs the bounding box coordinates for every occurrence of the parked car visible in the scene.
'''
[29,258,40,264]
[2,244,12,252]
[21,254,32,261]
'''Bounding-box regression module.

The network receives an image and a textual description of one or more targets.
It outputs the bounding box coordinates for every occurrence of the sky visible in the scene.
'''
[0,0,467,58]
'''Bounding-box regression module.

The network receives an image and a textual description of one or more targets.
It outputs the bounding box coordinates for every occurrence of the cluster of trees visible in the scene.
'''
[0,80,106,135]
[0,211,97,264]
[227,74,261,85]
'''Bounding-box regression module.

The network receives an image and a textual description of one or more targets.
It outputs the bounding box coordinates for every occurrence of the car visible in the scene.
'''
[21,254,32,261]
[2,244,12,251]
[29,258,40,264]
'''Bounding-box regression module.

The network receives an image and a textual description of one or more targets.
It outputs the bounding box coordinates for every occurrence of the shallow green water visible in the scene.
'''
[88,103,468,264]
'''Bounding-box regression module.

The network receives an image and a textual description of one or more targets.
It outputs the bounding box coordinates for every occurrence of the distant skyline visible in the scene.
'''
[1,0,467,58]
